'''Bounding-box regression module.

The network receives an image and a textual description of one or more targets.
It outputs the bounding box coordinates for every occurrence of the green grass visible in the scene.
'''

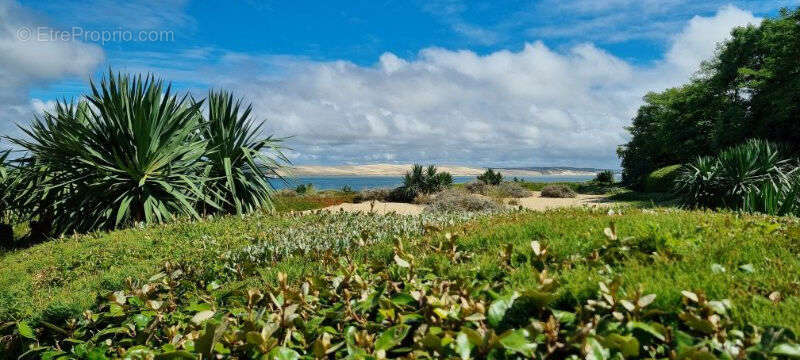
[2,205,798,333]
[272,191,354,212]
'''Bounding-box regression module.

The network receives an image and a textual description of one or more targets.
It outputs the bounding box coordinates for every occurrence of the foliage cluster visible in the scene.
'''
[643,165,682,193]
[619,8,800,186]
[423,189,505,213]
[593,170,615,183]
[676,139,799,215]
[3,72,287,237]
[477,168,503,185]
[540,185,577,198]
[3,209,800,358]
[465,181,532,199]
[389,165,454,203]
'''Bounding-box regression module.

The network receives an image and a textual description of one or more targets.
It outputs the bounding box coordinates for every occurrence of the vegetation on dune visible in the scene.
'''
[424,189,504,213]
[464,181,532,199]
[619,8,800,187]
[3,72,288,239]
[676,139,800,216]
[477,168,503,185]
[2,208,800,358]
[540,184,577,198]
[389,165,454,203]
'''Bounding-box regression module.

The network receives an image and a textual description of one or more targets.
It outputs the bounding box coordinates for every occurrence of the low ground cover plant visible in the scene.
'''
[3,208,800,358]
[540,184,577,198]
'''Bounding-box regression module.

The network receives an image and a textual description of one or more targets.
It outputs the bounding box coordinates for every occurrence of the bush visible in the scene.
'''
[676,139,799,215]
[295,183,315,194]
[464,181,489,195]
[200,90,288,215]
[387,186,418,203]
[644,165,682,193]
[424,189,503,213]
[353,188,391,203]
[8,72,288,236]
[402,164,453,194]
[275,189,298,197]
[477,168,503,185]
[540,185,577,198]
[488,182,533,198]
[594,170,615,183]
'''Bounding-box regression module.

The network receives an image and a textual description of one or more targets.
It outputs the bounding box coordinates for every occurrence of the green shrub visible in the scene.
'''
[644,164,682,193]
[488,181,532,198]
[8,72,288,236]
[676,139,799,215]
[390,165,453,203]
[424,189,503,212]
[464,181,489,195]
[593,170,615,183]
[200,91,287,215]
[477,168,503,185]
[353,188,391,203]
[540,184,577,198]
[295,183,315,194]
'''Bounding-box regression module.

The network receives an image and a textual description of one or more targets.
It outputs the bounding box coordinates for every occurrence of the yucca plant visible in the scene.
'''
[10,72,213,235]
[199,91,288,215]
[676,139,799,215]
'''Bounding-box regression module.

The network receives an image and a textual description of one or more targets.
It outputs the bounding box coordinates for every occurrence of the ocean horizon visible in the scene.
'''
[271,174,597,191]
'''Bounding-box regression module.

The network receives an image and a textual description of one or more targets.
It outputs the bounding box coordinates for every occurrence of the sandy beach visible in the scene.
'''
[306,191,615,215]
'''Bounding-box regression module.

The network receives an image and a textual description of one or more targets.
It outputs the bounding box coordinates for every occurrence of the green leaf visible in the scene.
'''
[269,346,301,360]
[454,332,476,360]
[487,292,518,327]
[374,325,410,351]
[17,321,36,340]
[391,293,417,306]
[772,343,800,358]
[498,329,537,357]
[585,337,610,360]
[628,321,666,341]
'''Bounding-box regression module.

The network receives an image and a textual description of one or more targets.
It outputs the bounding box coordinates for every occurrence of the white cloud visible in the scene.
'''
[193,5,762,167]
[666,5,760,73]
[0,0,103,146]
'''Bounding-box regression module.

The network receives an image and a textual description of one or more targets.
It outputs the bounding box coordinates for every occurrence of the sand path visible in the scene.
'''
[307,191,614,216]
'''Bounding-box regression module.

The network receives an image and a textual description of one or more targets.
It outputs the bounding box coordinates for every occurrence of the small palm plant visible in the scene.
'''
[200,91,288,214]
[11,72,212,234]
[676,139,799,215]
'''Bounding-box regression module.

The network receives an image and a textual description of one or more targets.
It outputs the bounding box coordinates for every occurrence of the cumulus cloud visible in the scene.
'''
[190,6,760,167]
[0,0,103,147]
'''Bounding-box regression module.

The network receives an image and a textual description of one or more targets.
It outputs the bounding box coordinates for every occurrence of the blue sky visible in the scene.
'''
[2,0,797,167]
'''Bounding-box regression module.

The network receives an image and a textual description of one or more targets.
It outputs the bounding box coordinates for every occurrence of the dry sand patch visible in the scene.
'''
[306,191,615,215]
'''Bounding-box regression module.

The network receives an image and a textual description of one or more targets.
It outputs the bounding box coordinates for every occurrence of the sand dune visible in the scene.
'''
[287,164,598,177]
[306,192,614,216]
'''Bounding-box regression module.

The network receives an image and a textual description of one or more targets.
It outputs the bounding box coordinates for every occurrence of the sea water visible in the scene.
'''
[272,175,596,191]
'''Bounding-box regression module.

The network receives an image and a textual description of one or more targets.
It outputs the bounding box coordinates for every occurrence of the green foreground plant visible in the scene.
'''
[4,213,800,359]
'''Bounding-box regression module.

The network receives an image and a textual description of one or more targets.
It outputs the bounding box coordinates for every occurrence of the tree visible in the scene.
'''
[477,168,503,185]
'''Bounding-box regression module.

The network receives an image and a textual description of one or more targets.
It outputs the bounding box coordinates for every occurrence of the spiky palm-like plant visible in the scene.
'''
[11,72,212,235]
[676,139,799,215]
[200,91,288,214]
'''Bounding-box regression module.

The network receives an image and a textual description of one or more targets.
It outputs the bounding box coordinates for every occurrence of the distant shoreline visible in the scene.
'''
[284,164,606,177]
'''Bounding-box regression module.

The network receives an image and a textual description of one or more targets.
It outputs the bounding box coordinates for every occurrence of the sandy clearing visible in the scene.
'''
[306,191,615,216]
